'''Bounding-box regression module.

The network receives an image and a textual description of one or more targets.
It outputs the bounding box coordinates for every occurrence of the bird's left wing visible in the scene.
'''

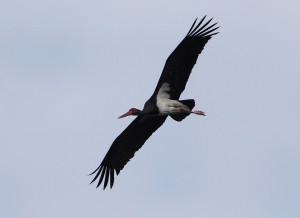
[90,115,167,189]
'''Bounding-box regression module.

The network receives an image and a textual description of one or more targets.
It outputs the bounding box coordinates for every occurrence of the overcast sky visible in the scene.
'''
[1,0,299,218]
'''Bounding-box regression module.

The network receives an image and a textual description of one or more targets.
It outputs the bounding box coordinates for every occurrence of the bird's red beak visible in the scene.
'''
[118,110,133,119]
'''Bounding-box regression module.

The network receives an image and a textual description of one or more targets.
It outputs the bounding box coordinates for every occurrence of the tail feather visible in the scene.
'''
[170,99,195,122]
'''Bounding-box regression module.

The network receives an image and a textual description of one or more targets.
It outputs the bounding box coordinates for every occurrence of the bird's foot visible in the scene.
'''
[192,110,205,116]
[180,108,205,116]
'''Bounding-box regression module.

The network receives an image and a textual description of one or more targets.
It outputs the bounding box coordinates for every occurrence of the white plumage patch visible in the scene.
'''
[157,82,170,99]
[156,83,189,115]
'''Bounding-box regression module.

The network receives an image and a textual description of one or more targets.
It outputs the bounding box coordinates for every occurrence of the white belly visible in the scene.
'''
[156,82,189,115]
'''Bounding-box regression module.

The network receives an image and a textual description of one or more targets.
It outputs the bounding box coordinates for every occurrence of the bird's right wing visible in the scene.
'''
[90,115,167,189]
[153,16,219,100]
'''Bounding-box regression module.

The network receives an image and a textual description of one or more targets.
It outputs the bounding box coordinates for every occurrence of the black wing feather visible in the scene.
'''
[191,18,213,36]
[187,16,206,36]
[153,16,219,100]
[90,115,167,189]
[192,22,217,37]
[90,16,219,190]
[97,166,106,188]
[186,18,199,36]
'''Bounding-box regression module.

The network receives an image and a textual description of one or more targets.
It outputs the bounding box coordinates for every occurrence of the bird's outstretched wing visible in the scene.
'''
[90,115,167,189]
[153,16,219,100]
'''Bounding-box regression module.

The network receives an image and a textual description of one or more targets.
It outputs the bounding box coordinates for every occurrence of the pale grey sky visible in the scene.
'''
[1,0,299,218]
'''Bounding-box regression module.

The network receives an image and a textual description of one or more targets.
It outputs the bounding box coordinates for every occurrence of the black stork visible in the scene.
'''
[90,16,219,189]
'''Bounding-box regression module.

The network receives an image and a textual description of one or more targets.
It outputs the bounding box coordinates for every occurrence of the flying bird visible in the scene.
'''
[90,16,219,189]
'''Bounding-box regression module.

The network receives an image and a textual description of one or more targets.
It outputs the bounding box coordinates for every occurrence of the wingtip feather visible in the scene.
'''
[96,166,106,188]
[186,18,198,36]
[186,16,220,38]
[191,17,213,36]
[103,167,110,189]
[89,165,103,184]
[89,165,100,176]
[110,168,115,188]
[198,24,219,37]
[188,16,207,36]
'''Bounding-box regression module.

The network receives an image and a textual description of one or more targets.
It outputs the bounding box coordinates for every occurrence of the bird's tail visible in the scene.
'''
[170,99,195,122]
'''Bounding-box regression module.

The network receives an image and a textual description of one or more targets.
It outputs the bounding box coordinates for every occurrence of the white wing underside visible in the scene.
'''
[156,83,190,115]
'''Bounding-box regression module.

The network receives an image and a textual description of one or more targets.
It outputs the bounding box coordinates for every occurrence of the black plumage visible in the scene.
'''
[90,16,219,189]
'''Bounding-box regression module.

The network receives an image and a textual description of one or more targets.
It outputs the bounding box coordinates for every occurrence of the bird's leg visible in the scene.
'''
[192,110,206,116]
[179,108,206,116]
[172,101,206,116]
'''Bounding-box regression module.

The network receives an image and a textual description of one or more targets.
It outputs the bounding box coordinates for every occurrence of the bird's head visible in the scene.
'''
[118,108,142,119]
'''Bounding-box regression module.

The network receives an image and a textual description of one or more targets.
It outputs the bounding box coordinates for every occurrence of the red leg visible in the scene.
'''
[179,108,205,116]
